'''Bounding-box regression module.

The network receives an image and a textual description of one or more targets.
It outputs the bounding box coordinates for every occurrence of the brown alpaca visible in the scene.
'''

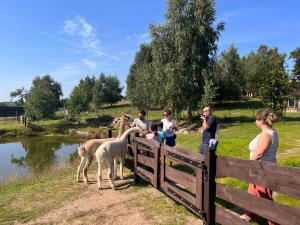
[76,114,131,184]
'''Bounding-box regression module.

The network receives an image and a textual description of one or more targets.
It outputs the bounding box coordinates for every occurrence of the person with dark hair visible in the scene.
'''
[199,107,218,154]
[130,110,148,137]
[161,109,177,147]
[158,122,165,144]
[240,109,279,225]
[146,122,160,143]
[130,110,148,131]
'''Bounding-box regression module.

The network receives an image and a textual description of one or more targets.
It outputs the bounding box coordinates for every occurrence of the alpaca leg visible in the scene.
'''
[108,161,116,190]
[120,159,124,180]
[113,158,117,180]
[97,161,102,190]
[83,158,92,184]
[76,157,86,182]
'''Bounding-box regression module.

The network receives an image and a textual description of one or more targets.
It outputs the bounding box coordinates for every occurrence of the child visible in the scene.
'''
[146,122,160,143]
[158,122,165,144]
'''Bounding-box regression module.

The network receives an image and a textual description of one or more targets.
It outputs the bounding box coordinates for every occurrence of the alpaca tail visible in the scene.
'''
[78,146,86,157]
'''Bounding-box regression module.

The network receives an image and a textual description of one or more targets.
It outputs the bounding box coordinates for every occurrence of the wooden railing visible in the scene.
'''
[126,137,300,225]
[215,156,300,225]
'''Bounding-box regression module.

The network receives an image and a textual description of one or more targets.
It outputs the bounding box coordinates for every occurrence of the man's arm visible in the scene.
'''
[201,116,214,130]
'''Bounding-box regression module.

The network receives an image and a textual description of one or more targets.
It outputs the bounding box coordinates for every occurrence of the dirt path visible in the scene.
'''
[19,174,202,225]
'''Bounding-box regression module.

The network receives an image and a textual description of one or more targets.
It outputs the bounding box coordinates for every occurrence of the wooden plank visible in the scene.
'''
[216,156,300,199]
[135,138,160,150]
[137,154,155,168]
[137,144,156,153]
[164,181,196,206]
[165,165,196,193]
[195,169,203,210]
[136,166,154,184]
[164,151,204,170]
[162,145,204,164]
[216,207,251,225]
[175,147,205,162]
[216,183,300,225]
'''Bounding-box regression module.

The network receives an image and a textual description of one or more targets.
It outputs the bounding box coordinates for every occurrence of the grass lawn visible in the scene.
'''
[1,100,300,224]
[177,120,300,210]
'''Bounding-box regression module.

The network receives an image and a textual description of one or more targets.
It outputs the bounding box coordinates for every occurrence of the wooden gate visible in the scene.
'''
[133,138,160,188]
[159,145,209,220]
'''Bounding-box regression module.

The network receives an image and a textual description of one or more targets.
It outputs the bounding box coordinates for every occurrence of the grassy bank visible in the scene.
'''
[0,166,84,225]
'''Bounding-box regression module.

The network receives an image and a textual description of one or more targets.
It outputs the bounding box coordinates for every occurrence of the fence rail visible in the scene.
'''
[126,137,300,225]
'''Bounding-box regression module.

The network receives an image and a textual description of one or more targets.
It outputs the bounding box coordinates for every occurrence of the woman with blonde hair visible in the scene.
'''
[240,109,279,225]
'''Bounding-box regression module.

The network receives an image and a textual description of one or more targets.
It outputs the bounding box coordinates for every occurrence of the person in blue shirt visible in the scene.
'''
[158,122,165,145]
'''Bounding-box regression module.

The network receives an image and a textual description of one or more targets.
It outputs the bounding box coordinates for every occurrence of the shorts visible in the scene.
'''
[166,136,176,147]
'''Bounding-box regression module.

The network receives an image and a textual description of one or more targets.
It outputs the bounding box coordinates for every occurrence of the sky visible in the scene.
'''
[0,0,300,102]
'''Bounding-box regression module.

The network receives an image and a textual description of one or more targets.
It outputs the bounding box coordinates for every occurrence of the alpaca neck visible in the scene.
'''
[120,127,139,141]
[117,118,125,139]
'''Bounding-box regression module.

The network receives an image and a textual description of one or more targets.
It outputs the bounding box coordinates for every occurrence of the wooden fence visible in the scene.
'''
[17,115,29,127]
[126,137,300,225]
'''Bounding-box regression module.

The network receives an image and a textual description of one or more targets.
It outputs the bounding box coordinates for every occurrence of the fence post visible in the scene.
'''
[133,141,140,184]
[108,128,112,138]
[203,141,217,225]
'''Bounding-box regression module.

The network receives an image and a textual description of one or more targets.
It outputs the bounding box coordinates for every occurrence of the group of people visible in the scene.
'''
[129,107,280,225]
[129,107,219,154]
[129,109,178,147]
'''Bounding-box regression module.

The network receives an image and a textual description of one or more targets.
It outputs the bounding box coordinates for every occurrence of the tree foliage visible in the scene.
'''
[10,87,28,106]
[258,47,290,112]
[25,75,62,120]
[126,44,159,110]
[214,45,243,101]
[126,0,224,116]
[290,47,300,80]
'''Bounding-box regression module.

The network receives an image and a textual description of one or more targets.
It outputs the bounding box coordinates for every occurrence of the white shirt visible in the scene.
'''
[249,130,278,163]
[161,118,177,137]
[131,118,148,130]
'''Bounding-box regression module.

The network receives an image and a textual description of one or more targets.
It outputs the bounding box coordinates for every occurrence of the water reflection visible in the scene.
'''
[0,136,82,180]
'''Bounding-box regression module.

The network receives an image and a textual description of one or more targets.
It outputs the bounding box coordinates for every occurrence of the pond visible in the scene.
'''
[0,136,84,182]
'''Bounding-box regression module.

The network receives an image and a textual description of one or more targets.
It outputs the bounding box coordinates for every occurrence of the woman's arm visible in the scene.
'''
[250,132,272,160]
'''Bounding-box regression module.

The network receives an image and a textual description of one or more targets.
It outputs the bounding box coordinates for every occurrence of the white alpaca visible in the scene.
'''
[95,127,140,190]
[76,114,131,184]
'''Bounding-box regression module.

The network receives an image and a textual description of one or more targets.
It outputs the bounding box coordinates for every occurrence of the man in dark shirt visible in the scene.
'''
[199,107,218,154]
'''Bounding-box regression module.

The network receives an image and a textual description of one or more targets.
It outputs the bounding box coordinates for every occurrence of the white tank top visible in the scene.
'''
[249,130,278,163]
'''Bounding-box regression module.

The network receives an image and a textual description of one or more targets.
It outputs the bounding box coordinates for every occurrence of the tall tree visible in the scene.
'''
[126,43,160,110]
[10,87,28,106]
[258,47,290,112]
[92,73,107,114]
[290,47,300,80]
[66,86,87,117]
[150,0,224,117]
[102,75,123,106]
[78,76,96,109]
[25,75,62,120]
[215,45,243,101]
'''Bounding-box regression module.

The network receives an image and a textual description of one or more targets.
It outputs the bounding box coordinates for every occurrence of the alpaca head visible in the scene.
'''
[112,113,132,129]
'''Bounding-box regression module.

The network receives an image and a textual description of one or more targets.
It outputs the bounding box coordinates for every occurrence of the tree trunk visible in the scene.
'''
[187,105,193,121]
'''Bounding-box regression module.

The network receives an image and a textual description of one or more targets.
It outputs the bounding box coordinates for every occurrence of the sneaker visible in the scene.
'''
[240,214,252,222]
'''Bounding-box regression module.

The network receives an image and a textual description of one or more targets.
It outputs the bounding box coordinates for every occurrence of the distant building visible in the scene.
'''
[287,87,300,112]
[0,102,24,117]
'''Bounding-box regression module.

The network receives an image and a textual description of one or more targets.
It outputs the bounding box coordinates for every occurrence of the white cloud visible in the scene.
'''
[63,16,94,38]
[81,59,98,70]
[62,16,119,60]
[63,20,78,34]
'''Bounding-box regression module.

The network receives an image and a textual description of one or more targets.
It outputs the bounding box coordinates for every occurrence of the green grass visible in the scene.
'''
[0,167,84,225]
[177,120,300,211]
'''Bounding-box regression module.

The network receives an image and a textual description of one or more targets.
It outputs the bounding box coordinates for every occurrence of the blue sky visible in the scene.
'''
[0,0,299,102]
